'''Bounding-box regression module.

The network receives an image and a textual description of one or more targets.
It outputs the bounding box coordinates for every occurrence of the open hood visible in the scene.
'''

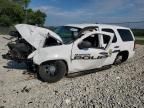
[15,24,63,49]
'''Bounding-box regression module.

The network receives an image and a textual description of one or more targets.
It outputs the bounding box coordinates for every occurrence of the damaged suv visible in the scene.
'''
[2,24,135,83]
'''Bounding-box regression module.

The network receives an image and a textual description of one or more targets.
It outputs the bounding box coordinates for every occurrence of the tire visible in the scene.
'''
[38,61,66,83]
[114,54,123,65]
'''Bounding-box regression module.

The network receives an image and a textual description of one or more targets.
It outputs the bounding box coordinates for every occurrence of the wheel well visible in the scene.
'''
[118,51,129,62]
[41,60,69,74]
[61,60,69,74]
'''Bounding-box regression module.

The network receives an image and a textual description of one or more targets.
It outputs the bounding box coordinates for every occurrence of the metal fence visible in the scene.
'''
[105,21,144,29]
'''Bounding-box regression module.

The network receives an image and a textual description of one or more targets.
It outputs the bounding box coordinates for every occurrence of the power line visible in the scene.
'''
[106,21,144,24]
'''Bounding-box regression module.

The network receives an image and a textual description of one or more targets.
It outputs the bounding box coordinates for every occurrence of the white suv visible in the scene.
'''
[3,24,135,83]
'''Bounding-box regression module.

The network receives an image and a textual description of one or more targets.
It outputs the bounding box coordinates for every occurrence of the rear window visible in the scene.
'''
[118,29,134,41]
[102,29,117,43]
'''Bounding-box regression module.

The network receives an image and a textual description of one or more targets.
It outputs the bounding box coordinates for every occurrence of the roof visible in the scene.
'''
[65,24,129,29]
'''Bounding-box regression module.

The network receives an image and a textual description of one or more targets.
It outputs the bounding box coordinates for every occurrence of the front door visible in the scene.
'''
[70,31,113,72]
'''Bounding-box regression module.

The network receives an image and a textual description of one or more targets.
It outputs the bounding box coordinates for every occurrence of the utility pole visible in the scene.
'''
[25,7,27,23]
[24,0,31,24]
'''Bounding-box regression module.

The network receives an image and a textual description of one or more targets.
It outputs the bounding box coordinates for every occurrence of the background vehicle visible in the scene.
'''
[2,24,135,83]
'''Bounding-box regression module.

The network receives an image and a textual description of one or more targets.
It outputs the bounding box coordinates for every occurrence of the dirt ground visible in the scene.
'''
[0,35,144,108]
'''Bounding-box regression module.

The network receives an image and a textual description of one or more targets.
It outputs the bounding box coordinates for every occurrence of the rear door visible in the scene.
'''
[100,28,121,65]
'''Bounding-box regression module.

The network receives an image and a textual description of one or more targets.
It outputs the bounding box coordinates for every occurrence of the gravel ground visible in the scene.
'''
[0,35,144,108]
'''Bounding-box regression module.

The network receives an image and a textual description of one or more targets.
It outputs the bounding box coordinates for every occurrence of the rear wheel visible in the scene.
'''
[114,51,129,65]
[114,54,123,65]
[38,61,66,83]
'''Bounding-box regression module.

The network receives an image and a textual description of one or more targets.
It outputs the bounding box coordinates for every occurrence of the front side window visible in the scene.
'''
[83,34,99,48]
[118,29,134,41]
[103,35,111,44]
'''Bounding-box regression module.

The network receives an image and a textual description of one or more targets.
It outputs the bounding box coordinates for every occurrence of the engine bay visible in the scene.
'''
[2,30,61,62]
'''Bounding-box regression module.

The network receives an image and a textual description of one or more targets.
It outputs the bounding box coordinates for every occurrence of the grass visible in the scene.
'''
[0,26,15,35]
[135,35,144,45]
[132,29,144,37]
[136,40,144,45]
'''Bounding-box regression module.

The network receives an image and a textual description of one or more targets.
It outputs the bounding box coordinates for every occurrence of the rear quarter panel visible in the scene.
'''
[116,28,135,59]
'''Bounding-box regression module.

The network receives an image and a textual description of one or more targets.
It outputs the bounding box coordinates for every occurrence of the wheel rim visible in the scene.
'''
[115,55,122,65]
[44,64,57,76]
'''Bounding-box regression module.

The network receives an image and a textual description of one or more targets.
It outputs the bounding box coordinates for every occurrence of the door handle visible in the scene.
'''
[99,52,108,55]
[114,46,119,48]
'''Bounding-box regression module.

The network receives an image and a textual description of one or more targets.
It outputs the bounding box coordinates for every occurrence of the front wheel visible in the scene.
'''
[38,61,67,83]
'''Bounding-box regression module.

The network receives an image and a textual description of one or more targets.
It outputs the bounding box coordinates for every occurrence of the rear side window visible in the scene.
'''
[103,35,110,44]
[118,29,134,41]
[102,29,117,43]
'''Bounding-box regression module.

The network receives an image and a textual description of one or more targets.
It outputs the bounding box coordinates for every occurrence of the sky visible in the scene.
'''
[30,0,144,26]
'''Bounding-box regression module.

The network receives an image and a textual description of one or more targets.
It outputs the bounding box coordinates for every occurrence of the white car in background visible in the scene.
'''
[3,24,135,83]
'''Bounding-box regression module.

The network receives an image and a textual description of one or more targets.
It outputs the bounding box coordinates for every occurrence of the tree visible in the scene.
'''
[0,0,24,26]
[0,0,47,27]
[10,0,31,8]
[34,10,47,26]
[27,9,47,26]
[23,0,31,9]
[0,15,12,26]
[11,0,31,23]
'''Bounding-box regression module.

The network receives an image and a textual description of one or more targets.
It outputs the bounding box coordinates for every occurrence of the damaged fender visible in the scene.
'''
[32,45,72,66]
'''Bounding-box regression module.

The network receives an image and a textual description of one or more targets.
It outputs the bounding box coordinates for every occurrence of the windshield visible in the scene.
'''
[54,26,81,44]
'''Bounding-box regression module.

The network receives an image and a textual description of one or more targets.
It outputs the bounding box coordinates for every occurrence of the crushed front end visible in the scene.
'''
[2,27,36,64]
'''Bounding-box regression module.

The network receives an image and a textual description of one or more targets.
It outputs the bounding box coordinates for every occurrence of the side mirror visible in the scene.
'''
[73,32,79,39]
[78,41,92,49]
